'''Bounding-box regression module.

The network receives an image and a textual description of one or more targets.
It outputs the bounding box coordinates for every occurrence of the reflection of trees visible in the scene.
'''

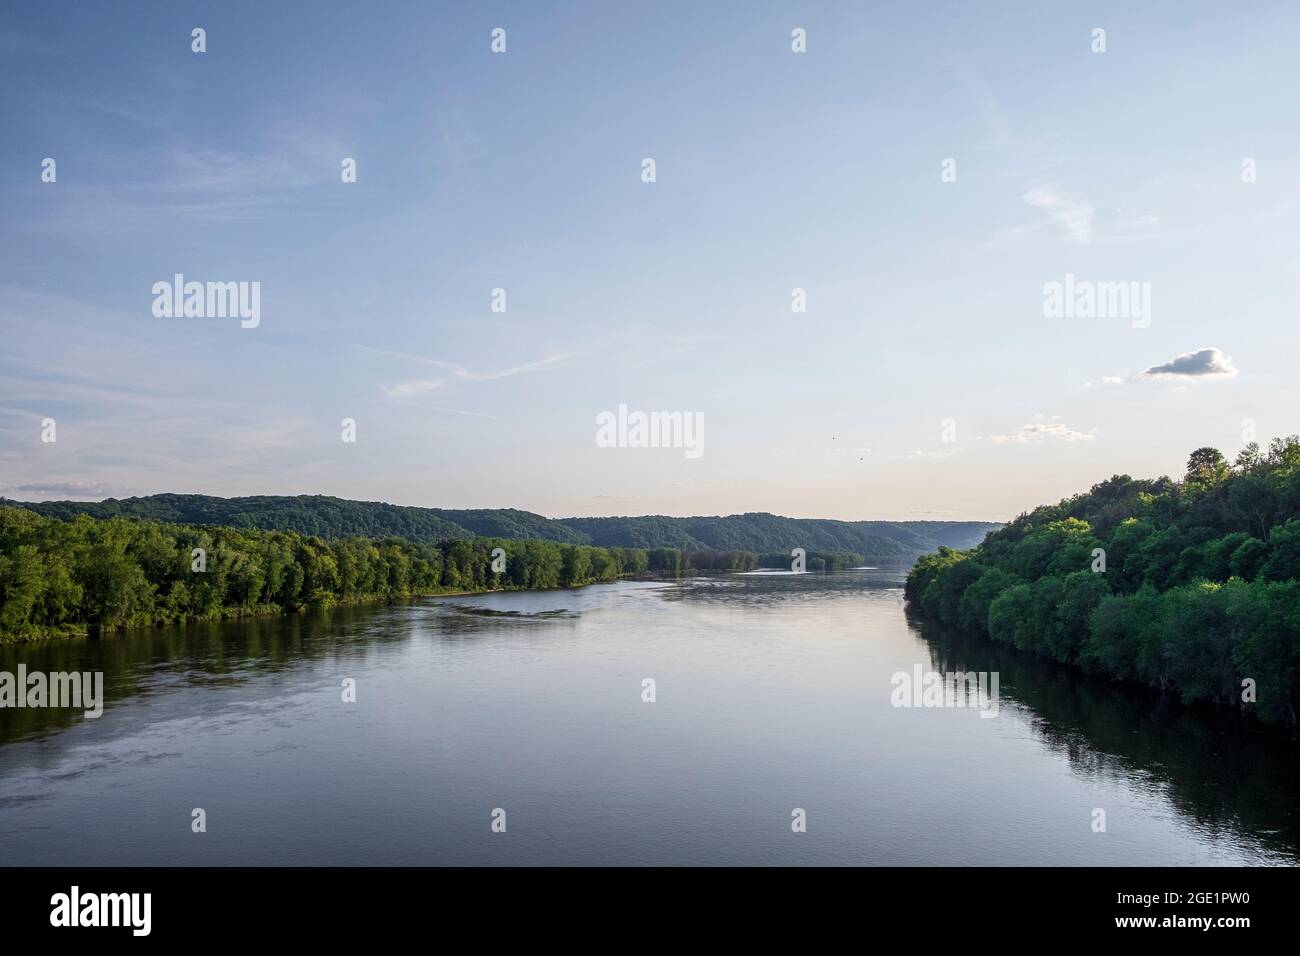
[0,590,592,745]
[910,609,1300,860]
[0,603,416,743]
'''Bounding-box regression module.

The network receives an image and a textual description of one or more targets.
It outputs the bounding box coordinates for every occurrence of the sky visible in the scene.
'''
[2,1,1299,522]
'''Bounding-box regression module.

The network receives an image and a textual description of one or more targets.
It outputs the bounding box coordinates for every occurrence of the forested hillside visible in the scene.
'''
[11,493,473,542]
[0,504,893,642]
[905,437,1300,727]
[0,506,650,643]
[6,494,999,556]
[561,513,995,554]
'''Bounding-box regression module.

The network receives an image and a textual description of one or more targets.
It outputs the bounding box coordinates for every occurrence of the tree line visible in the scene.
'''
[5,493,1000,556]
[0,506,650,642]
[906,437,1300,727]
[0,507,870,642]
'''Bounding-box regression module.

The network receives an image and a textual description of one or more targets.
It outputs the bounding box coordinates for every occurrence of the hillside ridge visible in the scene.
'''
[2,493,1001,556]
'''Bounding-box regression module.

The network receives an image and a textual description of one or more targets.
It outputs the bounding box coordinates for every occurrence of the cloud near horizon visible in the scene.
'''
[1,480,135,501]
[991,421,1097,444]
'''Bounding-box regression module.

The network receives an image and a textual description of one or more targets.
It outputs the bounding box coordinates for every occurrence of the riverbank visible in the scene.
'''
[0,576,654,646]
[0,506,662,646]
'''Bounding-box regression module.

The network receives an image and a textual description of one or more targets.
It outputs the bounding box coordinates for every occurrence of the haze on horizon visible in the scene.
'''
[3,2,1297,524]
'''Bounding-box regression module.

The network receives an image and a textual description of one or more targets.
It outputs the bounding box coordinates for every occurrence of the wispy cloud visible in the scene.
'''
[0,480,136,501]
[28,132,357,232]
[1022,186,1093,242]
[470,354,573,383]
[352,345,573,402]
[1079,374,1127,390]
[429,406,503,421]
[992,419,1097,444]
[379,380,444,401]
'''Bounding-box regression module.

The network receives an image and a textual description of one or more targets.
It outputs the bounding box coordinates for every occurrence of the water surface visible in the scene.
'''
[1,571,1296,865]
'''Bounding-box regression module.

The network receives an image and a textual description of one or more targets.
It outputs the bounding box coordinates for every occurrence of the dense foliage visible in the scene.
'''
[905,438,1300,726]
[0,507,878,642]
[0,506,649,642]
[6,494,1000,556]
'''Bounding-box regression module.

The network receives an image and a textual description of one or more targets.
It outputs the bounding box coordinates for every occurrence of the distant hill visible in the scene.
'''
[3,494,1000,557]
[561,514,998,555]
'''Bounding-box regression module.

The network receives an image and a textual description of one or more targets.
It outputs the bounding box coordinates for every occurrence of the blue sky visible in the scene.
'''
[2,1,1298,521]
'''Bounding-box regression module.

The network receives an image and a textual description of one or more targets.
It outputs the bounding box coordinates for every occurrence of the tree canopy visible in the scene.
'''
[0,506,649,642]
[905,437,1300,727]
[0,508,875,643]
[4,494,1000,556]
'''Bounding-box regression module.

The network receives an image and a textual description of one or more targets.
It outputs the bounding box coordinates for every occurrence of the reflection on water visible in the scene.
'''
[914,616,1300,856]
[0,571,1295,865]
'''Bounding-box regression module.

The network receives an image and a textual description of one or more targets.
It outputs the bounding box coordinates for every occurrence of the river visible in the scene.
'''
[1,569,1295,865]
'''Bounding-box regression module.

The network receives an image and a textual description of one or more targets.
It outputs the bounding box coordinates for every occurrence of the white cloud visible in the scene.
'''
[380,380,443,400]
[991,419,1097,444]
[428,406,502,421]
[359,346,573,402]
[1143,347,1238,379]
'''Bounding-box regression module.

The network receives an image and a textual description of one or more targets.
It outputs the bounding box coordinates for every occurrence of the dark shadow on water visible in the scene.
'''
[662,569,1300,859]
[0,603,413,743]
[909,610,1300,860]
[0,594,594,744]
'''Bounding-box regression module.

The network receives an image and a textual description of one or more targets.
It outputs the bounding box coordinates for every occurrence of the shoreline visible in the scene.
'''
[0,577,652,647]
[0,565,914,647]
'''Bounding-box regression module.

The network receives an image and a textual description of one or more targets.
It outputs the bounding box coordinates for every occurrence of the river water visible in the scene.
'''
[1,570,1295,865]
